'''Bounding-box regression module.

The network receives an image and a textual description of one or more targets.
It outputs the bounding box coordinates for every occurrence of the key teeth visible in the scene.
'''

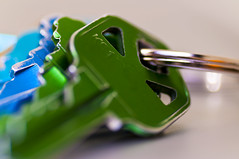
[42,16,66,66]
[49,16,72,57]
[7,16,57,78]
[13,16,58,73]
[0,16,58,109]
[47,17,86,78]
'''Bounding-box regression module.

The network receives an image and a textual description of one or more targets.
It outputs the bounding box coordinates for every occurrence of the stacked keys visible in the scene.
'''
[0,15,190,158]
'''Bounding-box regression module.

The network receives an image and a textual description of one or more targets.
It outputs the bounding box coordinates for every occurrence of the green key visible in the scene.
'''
[0,15,190,158]
[45,17,86,72]
[38,17,86,98]
[68,15,190,134]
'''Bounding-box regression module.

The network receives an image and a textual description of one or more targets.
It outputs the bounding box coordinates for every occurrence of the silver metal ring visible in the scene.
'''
[141,49,239,74]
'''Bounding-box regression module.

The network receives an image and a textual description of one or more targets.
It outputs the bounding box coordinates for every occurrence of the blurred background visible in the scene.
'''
[1,0,239,158]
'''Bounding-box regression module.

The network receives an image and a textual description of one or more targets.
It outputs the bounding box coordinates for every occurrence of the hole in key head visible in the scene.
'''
[137,40,168,74]
[146,80,177,105]
[159,93,172,105]
[102,27,125,56]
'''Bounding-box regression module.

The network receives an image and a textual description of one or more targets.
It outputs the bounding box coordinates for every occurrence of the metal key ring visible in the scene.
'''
[141,49,239,74]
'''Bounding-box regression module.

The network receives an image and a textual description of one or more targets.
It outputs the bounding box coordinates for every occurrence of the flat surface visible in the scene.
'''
[59,71,239,159]
[1,0,239,158]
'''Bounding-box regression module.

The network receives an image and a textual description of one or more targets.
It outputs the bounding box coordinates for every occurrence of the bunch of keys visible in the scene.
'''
[4,14,235,158]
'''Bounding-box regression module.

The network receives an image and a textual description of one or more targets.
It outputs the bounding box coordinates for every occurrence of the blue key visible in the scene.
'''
[0,16,58,114]
[0,31,40,87]
[0,65,40,114]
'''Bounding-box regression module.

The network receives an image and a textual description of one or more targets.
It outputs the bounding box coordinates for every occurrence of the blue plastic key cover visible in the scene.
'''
[0,31,40,86]
[0,16,58,114]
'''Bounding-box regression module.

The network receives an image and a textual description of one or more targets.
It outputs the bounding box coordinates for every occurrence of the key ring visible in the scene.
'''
[141,48,239,74]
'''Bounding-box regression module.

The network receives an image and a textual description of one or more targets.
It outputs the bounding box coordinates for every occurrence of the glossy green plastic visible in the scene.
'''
[69,15,190,134]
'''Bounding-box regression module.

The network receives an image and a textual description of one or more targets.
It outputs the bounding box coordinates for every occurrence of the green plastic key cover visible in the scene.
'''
[69,15,190,134]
